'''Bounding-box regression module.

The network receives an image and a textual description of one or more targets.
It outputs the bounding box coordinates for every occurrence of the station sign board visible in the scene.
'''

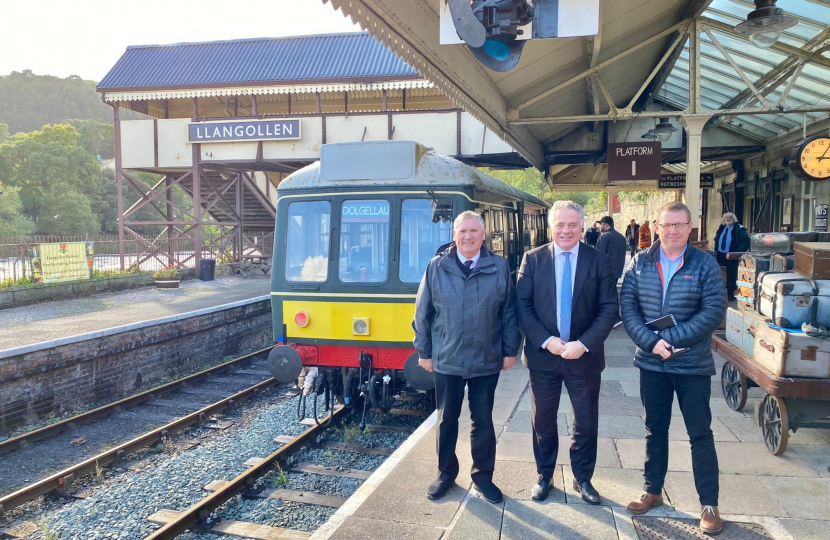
[816,204,828,232]
[28,242,93,283]
[188,119,301,143]
[658,173,714,190]
[607,142,661,181]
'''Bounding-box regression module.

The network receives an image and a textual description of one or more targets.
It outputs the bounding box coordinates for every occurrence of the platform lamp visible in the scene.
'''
[734,0,798,49]
[641,128,658,140]
[652,117,678,142]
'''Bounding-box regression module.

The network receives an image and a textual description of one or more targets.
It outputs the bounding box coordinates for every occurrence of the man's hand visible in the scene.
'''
[419,358,434,372]
[652,339,673,360]
[561,341,586,360]
[503,356,517,371]
[545,337,566,355]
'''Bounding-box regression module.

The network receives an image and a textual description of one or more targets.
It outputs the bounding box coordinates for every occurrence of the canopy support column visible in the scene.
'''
[680,115,711,239]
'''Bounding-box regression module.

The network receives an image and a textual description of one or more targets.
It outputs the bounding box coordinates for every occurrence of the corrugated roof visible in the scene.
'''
[97,32,418,90]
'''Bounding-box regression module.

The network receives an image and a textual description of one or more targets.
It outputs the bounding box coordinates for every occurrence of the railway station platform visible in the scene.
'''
[314,325,830,540]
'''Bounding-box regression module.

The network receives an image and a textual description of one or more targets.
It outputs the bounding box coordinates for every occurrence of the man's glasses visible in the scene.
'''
[658,222,690,230]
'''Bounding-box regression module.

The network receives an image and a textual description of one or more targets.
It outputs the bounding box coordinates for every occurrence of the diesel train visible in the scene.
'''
[265,140,549,424]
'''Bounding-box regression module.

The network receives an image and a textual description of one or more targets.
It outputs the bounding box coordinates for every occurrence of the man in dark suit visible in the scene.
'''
[714,212,750,301]
[516,201,619,503]
[595,216,627,281]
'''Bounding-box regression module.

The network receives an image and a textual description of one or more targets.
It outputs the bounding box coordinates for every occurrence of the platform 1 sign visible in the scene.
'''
[607,142,661,181]
[659,173,714,189]
[28,242,93,284]
[188,120,301,143]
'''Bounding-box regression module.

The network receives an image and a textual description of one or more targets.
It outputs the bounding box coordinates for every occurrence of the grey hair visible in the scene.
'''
[548,200,584,228]
[722,212,738,224]
[454,210,485,230]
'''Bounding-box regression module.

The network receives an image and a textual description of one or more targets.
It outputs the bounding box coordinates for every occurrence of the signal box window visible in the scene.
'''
[285,201,330,282]
[340,200,390,283]
[399,198,453,283]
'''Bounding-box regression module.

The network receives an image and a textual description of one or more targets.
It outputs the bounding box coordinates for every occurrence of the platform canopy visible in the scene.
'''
[322,0,830,170]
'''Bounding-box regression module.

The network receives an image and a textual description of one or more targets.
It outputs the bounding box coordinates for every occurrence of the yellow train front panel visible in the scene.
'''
[282,300,416,345]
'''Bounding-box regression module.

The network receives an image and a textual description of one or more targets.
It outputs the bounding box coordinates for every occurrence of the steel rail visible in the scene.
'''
[0,376,278,516]
[0,345,275,456]
[142,406,347,540]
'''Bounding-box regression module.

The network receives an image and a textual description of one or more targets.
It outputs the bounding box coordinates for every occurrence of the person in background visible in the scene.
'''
[595,216,627,282]
[584,222,600,247]
[639,220,652,250]
[625,220,640,256]
[620,201,726,535]
[714,212,750,301]
[653,219,659,243]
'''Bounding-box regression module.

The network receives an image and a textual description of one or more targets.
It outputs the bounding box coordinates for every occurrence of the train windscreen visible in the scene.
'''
[399,198,453,283]
[285,201,330,282]
[339,200,390,283]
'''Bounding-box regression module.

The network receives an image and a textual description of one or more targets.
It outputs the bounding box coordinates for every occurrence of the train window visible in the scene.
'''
[339,200,390,283]
[399,198,453,283]
[285,201,331,282]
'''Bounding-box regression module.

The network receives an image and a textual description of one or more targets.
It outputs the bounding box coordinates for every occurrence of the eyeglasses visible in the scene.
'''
[658,222,690,230]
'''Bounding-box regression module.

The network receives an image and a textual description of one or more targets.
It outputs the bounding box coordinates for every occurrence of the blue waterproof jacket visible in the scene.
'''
[620,240,726,376]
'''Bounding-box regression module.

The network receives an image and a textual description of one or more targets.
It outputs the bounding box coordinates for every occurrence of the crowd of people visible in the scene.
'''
[412,201,727,535]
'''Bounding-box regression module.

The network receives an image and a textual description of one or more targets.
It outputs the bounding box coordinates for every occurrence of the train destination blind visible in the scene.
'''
[188,120,301,143]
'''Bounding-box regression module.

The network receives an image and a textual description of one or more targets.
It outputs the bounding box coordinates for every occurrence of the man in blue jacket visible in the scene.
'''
[413,211,521,504]
[620,201,726,535]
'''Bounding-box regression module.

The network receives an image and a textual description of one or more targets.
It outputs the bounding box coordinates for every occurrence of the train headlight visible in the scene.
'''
[294,310,310,328]
[352,317,370,336]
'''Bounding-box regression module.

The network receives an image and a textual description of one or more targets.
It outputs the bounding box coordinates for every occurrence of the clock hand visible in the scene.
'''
[818,145,830,162]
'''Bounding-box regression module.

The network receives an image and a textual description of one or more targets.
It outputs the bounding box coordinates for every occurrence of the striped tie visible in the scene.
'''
[560,252,572,343]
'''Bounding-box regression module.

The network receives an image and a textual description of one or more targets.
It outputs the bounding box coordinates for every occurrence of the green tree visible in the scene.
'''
[482,167,548,199]
[0,123,9,143]
[67,119,115,159]
[0,185,36,238]
[36,189,100,236]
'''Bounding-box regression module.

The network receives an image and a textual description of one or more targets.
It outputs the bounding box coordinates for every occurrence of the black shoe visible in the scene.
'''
[474,480,503,504]
[426,477,455,500]
[531,475,553,501]
[573,478,601,505]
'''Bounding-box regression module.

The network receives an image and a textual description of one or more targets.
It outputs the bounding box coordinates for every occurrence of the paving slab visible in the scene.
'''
[618,380,640,397]
[561,467,674,511]
[354,458,471,528]
[404,424,506,466]
[758,477,830,520]
[496,433,620,468]
[601,367,641,381]
[662,472,787,517]
[597,394,646,417]
[606,356,636,368]
[789,445,830,478]
[504,411,569,436]
[672,398,748,418]
[779,518,830,540]
[501,500,618,540]
[719,416,765,443]
[444,496,503,540]
[326,516,442,540]
[491,462,566,502]
[669,417,739,443]
[615,439,691,472]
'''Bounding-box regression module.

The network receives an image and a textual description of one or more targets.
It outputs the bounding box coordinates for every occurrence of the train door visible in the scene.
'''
[505,206,519,274]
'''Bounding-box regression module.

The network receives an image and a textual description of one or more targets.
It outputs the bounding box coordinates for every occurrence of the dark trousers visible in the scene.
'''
[529,369,601,482]
[628,242,638,255]
[717,251,738,299]
[434,371,499,485]
[640,368,719,506]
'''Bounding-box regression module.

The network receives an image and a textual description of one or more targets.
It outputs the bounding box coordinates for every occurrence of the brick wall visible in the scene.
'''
[0,299,272,432]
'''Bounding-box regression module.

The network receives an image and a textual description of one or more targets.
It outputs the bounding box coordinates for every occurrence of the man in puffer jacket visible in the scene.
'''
[619,201,727,535]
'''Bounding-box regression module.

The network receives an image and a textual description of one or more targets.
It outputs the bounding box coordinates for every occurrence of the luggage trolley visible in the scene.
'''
[713,334,830,455]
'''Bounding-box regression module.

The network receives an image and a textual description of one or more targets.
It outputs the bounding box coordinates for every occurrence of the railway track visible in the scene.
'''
[0,346,279,516]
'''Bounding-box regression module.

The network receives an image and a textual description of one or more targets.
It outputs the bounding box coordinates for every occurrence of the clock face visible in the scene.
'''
[799,137,830,180]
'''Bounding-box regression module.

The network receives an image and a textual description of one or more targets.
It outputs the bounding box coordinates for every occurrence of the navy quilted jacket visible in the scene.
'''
[620,240,726,376]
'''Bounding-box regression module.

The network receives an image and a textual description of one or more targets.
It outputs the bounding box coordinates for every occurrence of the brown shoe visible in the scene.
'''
[626,492,663,515]
[700,505,723,535]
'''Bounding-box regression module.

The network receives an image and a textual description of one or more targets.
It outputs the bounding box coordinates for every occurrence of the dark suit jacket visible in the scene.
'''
[516,242,619,376]
[595,228,628,280]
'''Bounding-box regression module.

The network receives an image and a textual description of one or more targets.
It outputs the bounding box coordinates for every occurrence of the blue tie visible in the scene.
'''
[560,252,572,343]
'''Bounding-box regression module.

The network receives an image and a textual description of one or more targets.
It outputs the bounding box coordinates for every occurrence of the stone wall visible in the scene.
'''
[0,297,272,433]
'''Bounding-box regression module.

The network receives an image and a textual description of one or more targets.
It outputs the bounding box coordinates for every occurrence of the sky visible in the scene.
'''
[0,0,360,81]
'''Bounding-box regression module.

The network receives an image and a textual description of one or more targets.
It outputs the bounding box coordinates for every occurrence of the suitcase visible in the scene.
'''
[737,295,755,311]
[726,307,744,348]
[757,272,830,328]
[754,323,830,379]
[794,242,830,279]
[750,232,817,254]
[738,254,771,284]
[817,233,830,243]
[770,254,794,272]
[742,309,770,358]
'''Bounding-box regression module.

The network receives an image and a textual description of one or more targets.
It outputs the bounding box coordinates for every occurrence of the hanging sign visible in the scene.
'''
[607,142,661,181]
[658,173,714,189]
[188,120,301,143]
[815,204,828,232]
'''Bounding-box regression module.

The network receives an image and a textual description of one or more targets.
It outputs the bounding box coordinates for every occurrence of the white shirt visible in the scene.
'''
[543,242,588,351]
[456,250,481,269]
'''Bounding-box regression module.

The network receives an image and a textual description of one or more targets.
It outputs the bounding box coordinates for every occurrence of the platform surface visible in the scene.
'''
[0,275,270,352]
[319,324,830,540]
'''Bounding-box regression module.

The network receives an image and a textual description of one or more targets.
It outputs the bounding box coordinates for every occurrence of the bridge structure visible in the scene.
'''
[97,32,527,270]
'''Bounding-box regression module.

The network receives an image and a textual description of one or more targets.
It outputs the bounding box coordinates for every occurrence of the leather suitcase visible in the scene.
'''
[736,282,755,299]
[757,272,830,328]
[738,254,771,284]
[770,254,794,272]
[737,295,755,311]
[817,233,830,242]
[794,242,830,279]
[742,309,769,358]
[750,232,817,254]
[726,307,744,348]
[754,323,830,379]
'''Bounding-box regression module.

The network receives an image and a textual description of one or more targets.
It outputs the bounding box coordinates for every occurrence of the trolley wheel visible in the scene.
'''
[721,362,748,411]
[761,394,789,455]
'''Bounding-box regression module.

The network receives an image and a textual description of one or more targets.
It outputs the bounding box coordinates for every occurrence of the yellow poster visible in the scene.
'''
[29,242,93,283]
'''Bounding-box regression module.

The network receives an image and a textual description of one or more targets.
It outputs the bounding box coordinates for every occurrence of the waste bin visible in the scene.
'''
[199,259,216,281]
